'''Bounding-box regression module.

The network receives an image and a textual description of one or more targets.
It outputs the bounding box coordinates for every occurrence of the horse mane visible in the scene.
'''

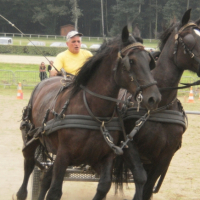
[70,35,136,96]
[158,22,178,51]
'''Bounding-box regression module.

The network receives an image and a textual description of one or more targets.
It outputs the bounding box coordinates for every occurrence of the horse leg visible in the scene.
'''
[142,154,173,200]
[45,149,69,200]
[37,165,53,200]
[16,142,39,200]
[92,154,114,200]
[123,141,147,200]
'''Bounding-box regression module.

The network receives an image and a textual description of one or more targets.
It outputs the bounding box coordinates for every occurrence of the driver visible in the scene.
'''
[50,31,93,76]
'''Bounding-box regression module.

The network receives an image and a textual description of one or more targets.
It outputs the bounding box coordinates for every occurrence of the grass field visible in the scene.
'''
[0,62,198,76]
[0,62,199,95]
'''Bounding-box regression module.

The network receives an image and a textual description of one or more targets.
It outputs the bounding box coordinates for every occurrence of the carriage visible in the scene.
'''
[15,9,200,200]
[30,150,135,200]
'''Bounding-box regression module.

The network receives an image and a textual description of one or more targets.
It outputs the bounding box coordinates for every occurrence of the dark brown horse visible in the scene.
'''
[15,26,161,200]
[114,9,200,200]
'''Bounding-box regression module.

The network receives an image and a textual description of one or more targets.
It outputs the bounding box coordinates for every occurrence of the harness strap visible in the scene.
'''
[28,115,122,137]
[120,112,150,149]
[83,89,124,155]
[83,90,116,124]
[116,107,128,146]
[80,85,132,106]
[123,108,187,130]
[24,115,123,151]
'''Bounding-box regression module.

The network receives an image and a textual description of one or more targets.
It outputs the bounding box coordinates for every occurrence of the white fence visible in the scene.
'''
[185,111,200,115]
[0,32,108,41]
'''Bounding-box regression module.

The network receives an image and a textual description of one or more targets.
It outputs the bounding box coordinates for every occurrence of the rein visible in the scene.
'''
[80,85,132,106]
[82,89,116,124]
[159,79,200,91]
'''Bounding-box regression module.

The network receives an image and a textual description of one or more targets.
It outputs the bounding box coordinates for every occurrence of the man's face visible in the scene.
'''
[66,36,81,54]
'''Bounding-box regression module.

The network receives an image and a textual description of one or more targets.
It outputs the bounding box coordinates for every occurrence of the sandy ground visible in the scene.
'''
[0,55,200,199]
[0,54,56,65]
[0,89,200,200]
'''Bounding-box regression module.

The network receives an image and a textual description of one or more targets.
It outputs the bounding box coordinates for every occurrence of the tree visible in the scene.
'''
[110,0,144,36]
[0,0,36,33]
[32,0,69,34]
[162,0,185,25]
[101,0,105,37]
[69,0,82,31]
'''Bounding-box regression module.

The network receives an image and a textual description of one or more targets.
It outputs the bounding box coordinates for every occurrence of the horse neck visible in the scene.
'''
[85,58,120,115]
[153,42,184,106]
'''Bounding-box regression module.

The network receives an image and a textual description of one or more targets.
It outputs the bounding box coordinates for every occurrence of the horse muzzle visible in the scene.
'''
[197,64,200,77]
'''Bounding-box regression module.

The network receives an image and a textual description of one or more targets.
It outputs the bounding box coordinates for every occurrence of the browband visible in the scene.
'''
[178,22,198,34]
[120,43,144,54]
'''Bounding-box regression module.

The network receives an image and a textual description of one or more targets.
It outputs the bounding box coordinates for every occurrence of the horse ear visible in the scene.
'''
[122,26,129,43]
[181,9,191,26]
[195,18,200,27]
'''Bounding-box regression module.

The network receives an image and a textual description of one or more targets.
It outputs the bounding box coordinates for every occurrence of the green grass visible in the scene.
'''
[0,63,198,78]
[0,62,199,89]
[143,39,159,49]
[0,63,41,86]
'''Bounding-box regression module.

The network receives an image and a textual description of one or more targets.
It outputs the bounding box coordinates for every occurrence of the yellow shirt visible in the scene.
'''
[53,49,93,75]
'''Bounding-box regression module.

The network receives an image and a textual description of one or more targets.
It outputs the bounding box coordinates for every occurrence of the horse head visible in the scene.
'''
[114,26,161,111]
[172,9,200,77]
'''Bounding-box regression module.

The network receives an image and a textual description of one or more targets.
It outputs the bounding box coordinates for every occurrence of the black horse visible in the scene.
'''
[114,9,200,200]
[15,26,161,200]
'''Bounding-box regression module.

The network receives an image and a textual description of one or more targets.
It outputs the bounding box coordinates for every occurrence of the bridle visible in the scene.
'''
[173,22,200,77]
[159,22,200,92]
[114,42,157,99]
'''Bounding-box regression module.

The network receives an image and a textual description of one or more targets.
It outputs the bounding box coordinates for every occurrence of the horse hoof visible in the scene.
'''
[12,194,17,200]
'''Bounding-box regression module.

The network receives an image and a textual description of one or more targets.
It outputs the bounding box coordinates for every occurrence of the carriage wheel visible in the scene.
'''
[31,166,42,200]
[31,147,43,200]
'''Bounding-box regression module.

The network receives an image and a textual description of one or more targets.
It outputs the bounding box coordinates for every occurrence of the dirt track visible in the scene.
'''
[0,88,200,200]
[0,54,200,199]
[0,54,56,64]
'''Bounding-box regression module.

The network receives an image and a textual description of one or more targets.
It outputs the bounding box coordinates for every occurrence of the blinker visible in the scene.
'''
[183,34,195,50]
[122,55,131,71]
[148,53,156,70]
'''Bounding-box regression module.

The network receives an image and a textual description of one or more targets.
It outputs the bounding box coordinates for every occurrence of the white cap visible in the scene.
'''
[66,31,83,40]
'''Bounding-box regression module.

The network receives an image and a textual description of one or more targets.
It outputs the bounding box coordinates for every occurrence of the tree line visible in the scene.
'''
[0,0,199,38]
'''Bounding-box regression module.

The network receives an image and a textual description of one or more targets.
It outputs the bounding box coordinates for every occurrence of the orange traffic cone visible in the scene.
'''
[188,86,194,103]
[199,90,200,100]
[17,82,23,99]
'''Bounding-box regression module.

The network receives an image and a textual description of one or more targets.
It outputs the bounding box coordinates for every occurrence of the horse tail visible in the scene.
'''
[35,144,53,168]
[113,155,129,193]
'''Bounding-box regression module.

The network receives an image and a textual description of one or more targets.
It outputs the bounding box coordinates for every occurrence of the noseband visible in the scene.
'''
[173,22,200,76]
[114,42,157,98]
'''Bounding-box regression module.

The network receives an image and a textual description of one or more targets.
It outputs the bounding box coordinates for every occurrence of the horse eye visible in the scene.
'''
[129,59,134,64]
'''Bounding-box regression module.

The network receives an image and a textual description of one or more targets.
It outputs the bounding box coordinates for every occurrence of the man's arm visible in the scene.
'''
[50,52,64,77]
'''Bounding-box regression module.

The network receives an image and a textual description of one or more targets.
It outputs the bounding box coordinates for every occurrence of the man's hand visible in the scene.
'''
[50,70,58,77]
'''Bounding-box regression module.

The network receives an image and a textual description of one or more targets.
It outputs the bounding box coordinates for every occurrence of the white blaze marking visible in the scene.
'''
[194,29,200,36]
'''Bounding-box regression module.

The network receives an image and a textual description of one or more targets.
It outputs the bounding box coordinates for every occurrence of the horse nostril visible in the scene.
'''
[148,97,155,106]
